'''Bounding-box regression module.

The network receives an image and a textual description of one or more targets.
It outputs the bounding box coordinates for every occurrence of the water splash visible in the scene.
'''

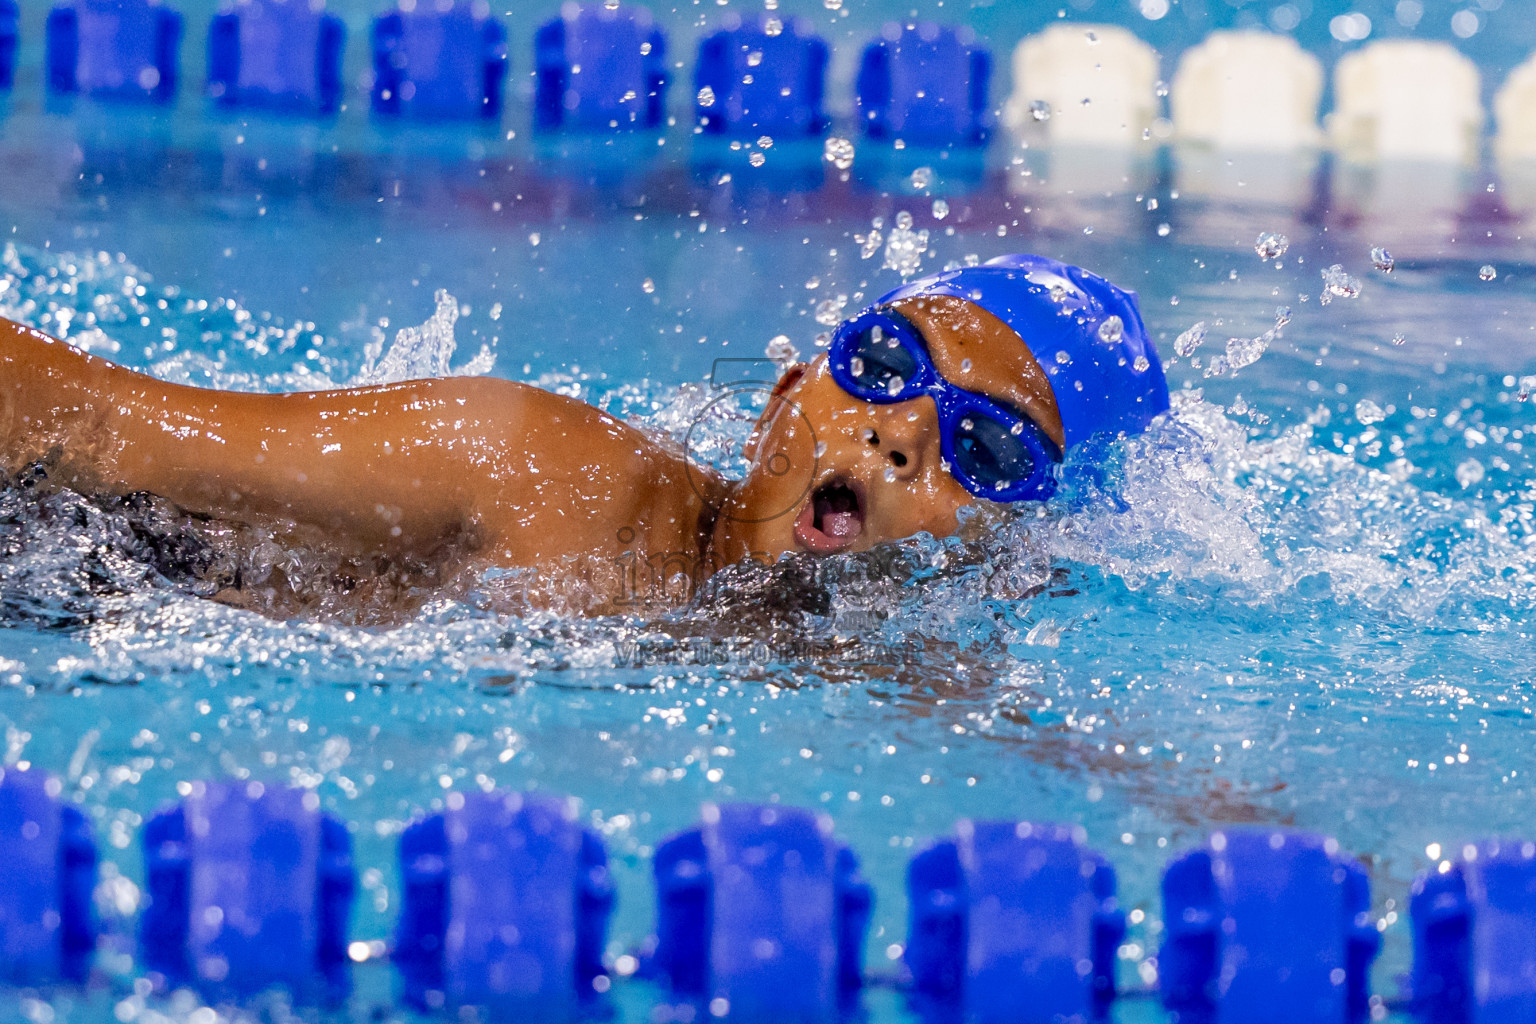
[351,289,494,386]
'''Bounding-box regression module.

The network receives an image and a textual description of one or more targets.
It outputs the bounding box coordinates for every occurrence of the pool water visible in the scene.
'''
[2,56,1536,1024]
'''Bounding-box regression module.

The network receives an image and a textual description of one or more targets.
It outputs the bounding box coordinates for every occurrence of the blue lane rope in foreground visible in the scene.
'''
[905,821,1122,1023]
[3,766,1536,1022]
[0,766,96,986]
[646,803,872,1020]
[393,790,613,1016]
[138,780,353,1003]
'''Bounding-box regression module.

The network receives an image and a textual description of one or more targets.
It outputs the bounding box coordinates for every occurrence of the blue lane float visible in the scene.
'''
[648,803,873,1021]
[371,2,507,120]
[1161,829,1379,1024]
[694,12,828,137]
[1411,839,1536,1024]
[394,791,614,1017]
[856,21,991,147]
[208,0,345,113]
[904,821,1123,1024]
[46,0,183,102]
[16,774,1536,1022]
[0,0,17,91]
[0,767,96,986]
[138,781,354,1002]
[534,3,667,132]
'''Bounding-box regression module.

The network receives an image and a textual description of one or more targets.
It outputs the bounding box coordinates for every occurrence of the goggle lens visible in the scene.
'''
[845,323,919,398]
[951,413,1039,495]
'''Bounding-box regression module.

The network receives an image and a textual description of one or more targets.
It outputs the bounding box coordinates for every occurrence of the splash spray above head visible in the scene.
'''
[874,254,1171,448]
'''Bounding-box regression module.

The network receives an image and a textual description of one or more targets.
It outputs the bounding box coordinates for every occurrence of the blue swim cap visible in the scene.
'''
[874,254,1170,449]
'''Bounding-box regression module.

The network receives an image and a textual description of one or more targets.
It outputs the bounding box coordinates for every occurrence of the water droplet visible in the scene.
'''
[886,375,904,397]
[766,335,799,368]
[1133,355,1150,373]
[757,136,774,150]
[931,199,949,220]
[884,467,897,482]
[1354,398,1386,424]
[849,356,865,377]
[960,417,974,432]
[1274,306,1292,328]
[749,152,766,167]
[1083,226,1095,235]
[1225,333,1268,370]
[1174,321,1206,357]
[764,17,783,36]
[1010,421,1024,436]
[1254,232,1289,261]
[823,0,843,8]
[1054,350,1071,365]
[1370,246,1394,273]
[1154,79,1169,97]
[823,137,855,170]
[881,214,928,277]
[1049,283,1068,303]
[814,441,828,457]
[1319,264,1361,305]
[805,276,820,290]
[1391,332,1407,346]
[603,0,619,9]
[1455,458,1485,488]
[1029,99,1052,122]
[641,278,655,294]
[1479,264,1497,281]
[910,167,934,190]
[1157,223,1171,237]
[960,358,973,373]
[857,228,883,260]
[1097,315,1124,344]
[814,296,846,326]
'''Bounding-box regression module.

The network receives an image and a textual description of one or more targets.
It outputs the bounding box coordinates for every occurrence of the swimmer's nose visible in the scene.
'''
[860,401,932,482]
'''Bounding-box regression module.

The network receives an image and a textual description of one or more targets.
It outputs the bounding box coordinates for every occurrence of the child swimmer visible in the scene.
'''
[0,254,1169,615]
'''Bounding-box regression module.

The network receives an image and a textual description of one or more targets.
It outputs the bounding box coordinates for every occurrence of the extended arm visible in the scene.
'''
[0,319,719,572]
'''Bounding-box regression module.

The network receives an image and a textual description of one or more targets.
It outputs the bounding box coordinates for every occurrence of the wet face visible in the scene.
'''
[712,296,1064,565]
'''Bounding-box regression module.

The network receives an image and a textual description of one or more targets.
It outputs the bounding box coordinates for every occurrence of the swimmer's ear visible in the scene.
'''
[743,362,807,462]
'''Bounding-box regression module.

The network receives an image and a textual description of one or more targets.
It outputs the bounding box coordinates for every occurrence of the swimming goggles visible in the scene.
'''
[827,305,1062,503]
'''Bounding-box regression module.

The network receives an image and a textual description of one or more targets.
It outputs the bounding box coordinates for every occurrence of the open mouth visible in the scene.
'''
[794,478,866,554]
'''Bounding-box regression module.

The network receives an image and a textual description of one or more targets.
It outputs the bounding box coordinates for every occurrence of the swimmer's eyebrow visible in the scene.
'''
[895,306,1035,422]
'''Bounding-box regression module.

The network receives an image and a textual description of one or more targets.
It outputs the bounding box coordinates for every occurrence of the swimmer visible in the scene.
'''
[0,255,1169,615]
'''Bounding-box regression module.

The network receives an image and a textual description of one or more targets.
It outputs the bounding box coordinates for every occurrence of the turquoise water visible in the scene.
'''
[2,56,1536,1024]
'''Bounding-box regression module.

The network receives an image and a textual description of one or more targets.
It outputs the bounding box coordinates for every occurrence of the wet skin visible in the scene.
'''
[0,295,1060,613]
